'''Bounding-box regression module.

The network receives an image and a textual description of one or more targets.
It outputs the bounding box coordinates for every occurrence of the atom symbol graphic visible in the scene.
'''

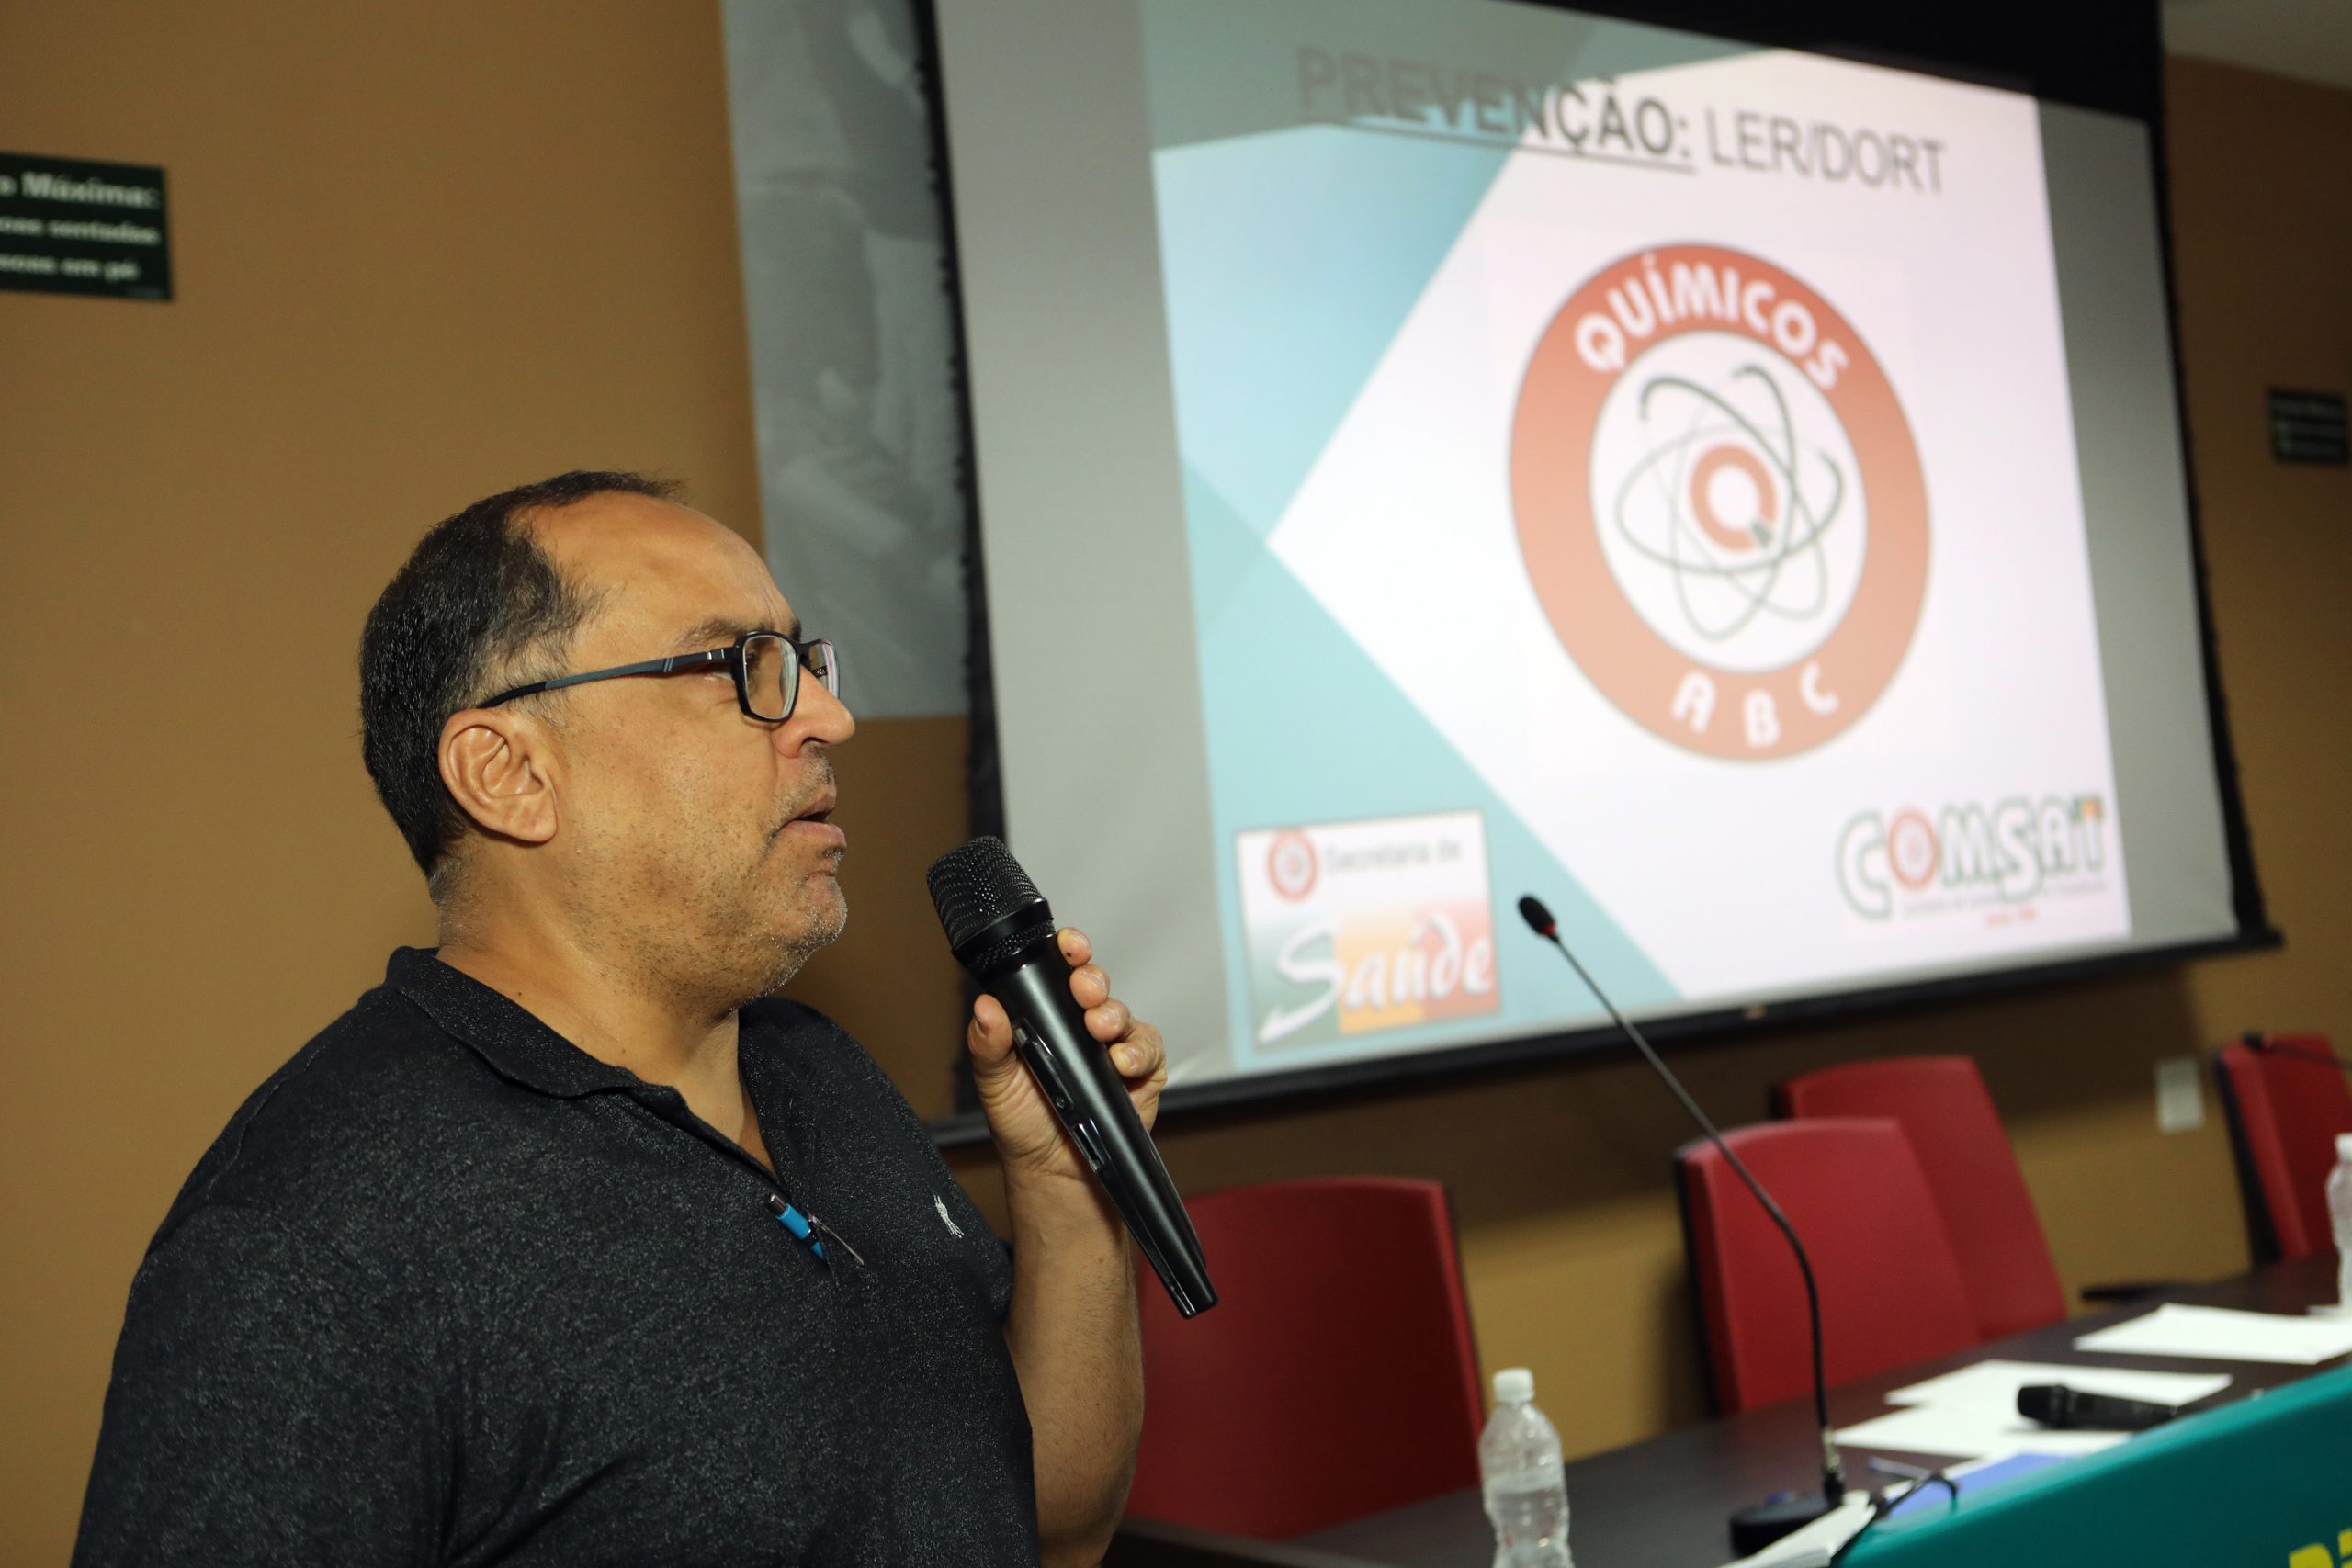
[1610,363,1850,647]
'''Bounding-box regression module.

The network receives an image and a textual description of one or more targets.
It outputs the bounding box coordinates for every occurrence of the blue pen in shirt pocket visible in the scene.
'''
[768,1192,826,1258]
[768,1192,865,1267]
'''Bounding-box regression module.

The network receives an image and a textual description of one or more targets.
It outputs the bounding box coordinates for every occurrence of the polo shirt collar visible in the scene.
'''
[385,946,645,1100]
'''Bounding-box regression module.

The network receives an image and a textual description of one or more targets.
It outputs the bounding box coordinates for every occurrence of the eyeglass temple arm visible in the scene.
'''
[485,650,730,707]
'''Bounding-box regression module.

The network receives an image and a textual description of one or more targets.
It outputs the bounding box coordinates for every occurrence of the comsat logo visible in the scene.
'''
[1511,243,1928,760]
[1838,795,2110,920]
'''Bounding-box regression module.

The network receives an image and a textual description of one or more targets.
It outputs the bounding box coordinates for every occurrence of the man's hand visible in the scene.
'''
[964,926,1168,1183]
[973,927,1160,1562]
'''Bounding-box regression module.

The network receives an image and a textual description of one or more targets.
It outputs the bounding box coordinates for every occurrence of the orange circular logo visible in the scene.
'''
[1511,244,1928,761]
[1267,830,1317,902]
[1887,808,1939,890]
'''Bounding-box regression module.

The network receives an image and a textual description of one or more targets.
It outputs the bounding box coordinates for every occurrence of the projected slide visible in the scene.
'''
[1137,1,2128,1072]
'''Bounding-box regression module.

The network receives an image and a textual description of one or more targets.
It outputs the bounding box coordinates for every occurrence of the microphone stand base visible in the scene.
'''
[1728,1490,1840,1557]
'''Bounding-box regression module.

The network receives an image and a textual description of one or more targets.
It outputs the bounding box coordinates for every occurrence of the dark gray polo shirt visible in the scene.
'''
[74,948,1036,1566]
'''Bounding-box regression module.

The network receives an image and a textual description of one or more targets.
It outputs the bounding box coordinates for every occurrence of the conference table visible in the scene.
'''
[1109,1252,2347,1568]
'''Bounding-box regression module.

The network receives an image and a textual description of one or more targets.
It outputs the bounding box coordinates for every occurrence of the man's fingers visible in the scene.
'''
[967,992,1015,1066]
[1071,962,1113,1012]
[1084,997,1132,1043]
[1110,1023,1166,1082]
[1052,928,1159,1077]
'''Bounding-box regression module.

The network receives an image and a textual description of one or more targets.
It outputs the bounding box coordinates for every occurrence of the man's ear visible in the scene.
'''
[438,707,560,848]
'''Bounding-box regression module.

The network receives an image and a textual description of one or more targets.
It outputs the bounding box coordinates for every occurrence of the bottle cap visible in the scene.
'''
[1493,1367,1534,1404]
[2336,1134,2352,1164]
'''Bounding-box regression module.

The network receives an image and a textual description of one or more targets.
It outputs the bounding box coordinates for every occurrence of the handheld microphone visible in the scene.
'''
[1516,894,1844,1555]
[926,837,1216,1317]
[2017,1382,2182,1431]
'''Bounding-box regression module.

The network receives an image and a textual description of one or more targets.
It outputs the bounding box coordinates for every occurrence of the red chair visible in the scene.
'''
[1677,1120,1981,1415]
[1125,1178,1485,1540]
[1773,1055,2067,1341]
[2215,1034,2352,1261]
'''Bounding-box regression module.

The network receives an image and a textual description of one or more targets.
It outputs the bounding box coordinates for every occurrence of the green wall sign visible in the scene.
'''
[0,152,170,301]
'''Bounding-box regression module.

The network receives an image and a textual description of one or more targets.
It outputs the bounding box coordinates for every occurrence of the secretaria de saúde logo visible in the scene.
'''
[1266,830,1318,902]
[1510,243,1928,761]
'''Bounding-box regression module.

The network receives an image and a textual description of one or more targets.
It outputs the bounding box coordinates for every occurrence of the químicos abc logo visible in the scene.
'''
[1512,243,1928,761]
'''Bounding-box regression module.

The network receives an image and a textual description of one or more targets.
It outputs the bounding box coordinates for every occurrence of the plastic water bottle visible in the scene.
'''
[1479,1367,1572,1568]
[2329,1134,2352,1309]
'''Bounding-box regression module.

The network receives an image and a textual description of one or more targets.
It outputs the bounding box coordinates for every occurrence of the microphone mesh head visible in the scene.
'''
[925,836,1045,949]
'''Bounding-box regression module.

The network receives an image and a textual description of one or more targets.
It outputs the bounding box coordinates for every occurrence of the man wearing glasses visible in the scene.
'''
[74,472,1159,1567]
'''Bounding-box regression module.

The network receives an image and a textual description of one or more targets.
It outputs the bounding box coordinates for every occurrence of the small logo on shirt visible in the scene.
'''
[933,1195,965,1238]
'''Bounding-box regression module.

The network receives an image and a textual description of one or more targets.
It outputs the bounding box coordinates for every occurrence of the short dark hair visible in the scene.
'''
[360,470,681,879]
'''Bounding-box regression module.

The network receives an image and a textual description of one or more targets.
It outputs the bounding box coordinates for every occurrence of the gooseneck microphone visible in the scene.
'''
[1517,895,1845,1554]
[926,837,1216,1317]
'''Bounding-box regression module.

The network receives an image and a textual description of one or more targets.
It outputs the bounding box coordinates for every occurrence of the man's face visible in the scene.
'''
[526,493,856,1004]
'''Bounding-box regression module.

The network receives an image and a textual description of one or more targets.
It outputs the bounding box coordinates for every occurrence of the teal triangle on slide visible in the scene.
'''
[1152,125,1514,542]
[1182,459,1264,631]
[1183,461,1678,1067]
[1145,10,1752,550]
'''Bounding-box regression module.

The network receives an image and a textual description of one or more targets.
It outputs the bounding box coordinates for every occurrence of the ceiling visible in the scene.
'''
[2164,0,2352,92]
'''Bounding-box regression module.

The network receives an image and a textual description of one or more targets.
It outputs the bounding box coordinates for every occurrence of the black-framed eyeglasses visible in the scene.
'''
[480,630,840,723]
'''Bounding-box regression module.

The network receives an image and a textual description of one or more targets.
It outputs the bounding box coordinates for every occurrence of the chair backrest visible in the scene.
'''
[1677,1119,1982,1415]
[1772,1055,2066,1340]
[2214,1035,2352,1261]
[1125,1178,1486,1540]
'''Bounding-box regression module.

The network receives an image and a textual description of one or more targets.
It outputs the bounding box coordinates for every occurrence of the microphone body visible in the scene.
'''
[2018,1383,2181,1431]
[1516,895,1844,1556]
[928,838,1216,1317]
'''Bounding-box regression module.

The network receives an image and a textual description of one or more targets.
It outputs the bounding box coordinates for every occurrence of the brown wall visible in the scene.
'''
[0,5,2346,1557]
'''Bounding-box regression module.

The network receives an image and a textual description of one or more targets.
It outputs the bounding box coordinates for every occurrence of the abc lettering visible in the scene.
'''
[1674,675,1822,747]
[1801,660,1839,714]
[1671,671,1715,732]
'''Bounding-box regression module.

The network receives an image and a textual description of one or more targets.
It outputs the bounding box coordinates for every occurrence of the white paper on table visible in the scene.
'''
[1833,1403,2128,1461]
[1718,1490,1880,1568]
[1883,1359,2233,1411]
[2074,1303,2352,1365]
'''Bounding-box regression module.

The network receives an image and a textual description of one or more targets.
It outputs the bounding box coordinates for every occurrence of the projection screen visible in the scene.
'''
[926,0,2271,1108]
